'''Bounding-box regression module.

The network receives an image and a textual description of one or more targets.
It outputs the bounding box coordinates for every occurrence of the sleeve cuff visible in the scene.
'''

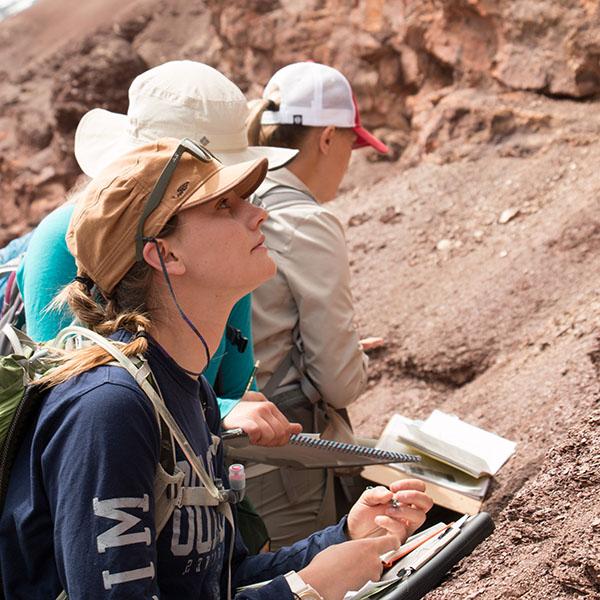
[267,575,296,599]
[218,397,241,419]
[330,515,350,545]
[235,575,295,599]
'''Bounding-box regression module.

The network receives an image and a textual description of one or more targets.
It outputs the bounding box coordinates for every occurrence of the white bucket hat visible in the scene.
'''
[74,60,298,177]
[261,62,388,154]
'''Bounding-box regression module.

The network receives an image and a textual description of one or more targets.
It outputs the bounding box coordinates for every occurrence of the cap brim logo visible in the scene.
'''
[176,181,190,197]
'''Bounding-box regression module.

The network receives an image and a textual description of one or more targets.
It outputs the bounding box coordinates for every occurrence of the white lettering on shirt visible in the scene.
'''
[93,494,154,590]
[102,562,155,590]
[93,494,151,553]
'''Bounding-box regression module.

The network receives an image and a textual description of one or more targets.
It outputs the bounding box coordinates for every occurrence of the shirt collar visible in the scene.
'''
[256,167,313,197]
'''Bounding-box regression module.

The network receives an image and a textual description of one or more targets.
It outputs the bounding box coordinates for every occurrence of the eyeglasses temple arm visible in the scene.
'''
[135,149,183,261]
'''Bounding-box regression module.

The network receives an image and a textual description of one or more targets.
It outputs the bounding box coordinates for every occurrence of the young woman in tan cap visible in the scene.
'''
[17,60,297,451]
[15,60,299,553]
[0,138,431,600]
[244,62,388,549]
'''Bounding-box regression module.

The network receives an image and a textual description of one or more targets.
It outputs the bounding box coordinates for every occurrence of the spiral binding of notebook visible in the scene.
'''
[289,434,420,463]
[223,428,421,468]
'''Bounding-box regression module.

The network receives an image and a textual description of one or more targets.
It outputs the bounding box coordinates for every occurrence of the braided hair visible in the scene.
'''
[38,216,178,388]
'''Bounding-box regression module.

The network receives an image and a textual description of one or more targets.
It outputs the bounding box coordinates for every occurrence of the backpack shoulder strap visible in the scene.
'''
[261,324,321,405]
[55,326,223,504]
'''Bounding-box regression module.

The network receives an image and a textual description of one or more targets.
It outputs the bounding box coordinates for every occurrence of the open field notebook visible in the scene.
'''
[397,410,516,478]
[362,413,515,514]
[223,429,421,469]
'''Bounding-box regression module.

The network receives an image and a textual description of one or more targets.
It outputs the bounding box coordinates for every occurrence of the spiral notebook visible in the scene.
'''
[223,429,421,469]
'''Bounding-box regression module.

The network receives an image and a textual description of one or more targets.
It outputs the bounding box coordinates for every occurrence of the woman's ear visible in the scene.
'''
[142,238,186,276]
[318,125,336,155]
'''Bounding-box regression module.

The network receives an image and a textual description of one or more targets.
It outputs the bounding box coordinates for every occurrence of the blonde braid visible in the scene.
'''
[37,216,181,389]
[38,278,151,388]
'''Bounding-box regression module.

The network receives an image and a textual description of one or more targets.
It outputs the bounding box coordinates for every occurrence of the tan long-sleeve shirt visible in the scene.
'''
[252,168,368,410]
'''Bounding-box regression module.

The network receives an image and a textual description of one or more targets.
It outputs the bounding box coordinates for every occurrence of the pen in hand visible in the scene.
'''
[366,485,401,509]
[242,360,260,396]
[357,486,404,538]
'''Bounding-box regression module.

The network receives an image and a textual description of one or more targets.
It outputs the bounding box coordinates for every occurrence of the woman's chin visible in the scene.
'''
[254,256,277,288]
[265,254,277,278]
[236,257,276,297]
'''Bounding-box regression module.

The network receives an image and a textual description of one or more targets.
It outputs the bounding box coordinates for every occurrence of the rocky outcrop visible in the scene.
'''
[1,23,147,242]
[1,0,599,243]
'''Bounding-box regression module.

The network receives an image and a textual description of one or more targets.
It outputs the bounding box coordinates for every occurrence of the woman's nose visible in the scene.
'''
[246,201,268,229]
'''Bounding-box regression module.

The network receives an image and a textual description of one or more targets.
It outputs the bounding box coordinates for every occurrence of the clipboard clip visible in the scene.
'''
[395,567,415,582]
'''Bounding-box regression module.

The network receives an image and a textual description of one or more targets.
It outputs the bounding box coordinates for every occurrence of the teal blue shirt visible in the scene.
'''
[16,203,256,417]
[205,293,258,416]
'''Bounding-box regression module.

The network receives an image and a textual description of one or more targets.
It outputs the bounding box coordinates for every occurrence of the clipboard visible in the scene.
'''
[373,512,495,600]
[222,429,421,469]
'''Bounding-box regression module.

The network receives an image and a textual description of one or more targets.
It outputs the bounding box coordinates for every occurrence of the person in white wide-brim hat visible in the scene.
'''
[16,63,299,558]
[74,60,297,177]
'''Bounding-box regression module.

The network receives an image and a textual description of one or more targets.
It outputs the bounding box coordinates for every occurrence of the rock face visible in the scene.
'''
[0,23,148,242]
[2,0,600,243]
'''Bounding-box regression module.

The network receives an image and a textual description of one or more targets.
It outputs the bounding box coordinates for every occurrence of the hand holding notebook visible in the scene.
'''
[223,429,421,469]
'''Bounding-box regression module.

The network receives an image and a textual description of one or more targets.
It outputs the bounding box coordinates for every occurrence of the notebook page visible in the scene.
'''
[395,417,489,477]
[420,410,516,475]
[380,421,490,498]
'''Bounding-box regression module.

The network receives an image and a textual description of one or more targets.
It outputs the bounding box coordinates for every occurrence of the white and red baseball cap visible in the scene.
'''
[260,61,389,154]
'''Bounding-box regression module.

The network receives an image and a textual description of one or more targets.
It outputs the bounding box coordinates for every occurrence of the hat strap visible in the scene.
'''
[146,237,210,376]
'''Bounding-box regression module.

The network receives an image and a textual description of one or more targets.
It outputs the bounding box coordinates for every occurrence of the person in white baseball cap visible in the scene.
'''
[258,61,388,153]
[244,61,389,549]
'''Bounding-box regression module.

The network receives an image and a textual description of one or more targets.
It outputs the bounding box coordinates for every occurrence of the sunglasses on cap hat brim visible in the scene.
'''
[134,137,264,262]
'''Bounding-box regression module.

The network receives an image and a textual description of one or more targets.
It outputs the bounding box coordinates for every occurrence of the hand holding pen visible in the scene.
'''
[345,479,434,545]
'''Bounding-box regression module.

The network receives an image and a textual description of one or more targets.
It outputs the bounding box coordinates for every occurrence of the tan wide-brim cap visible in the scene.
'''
[67,138,268,295]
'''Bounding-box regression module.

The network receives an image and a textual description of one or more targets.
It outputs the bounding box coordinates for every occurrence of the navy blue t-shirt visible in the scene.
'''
[0,332,348,599]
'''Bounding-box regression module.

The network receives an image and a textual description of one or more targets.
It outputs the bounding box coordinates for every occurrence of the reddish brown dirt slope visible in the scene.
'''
[338,112,600,597]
